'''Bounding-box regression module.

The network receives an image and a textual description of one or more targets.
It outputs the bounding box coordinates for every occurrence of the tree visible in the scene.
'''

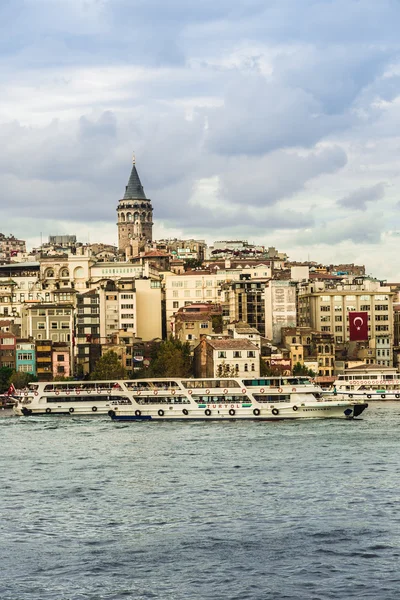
[9,371,37,390]
[293,362,316,377]
[0,367,14,393]
[90,351,126,380]
[260,359,281,377]
[146,336,192,377]
[184,258,203,271]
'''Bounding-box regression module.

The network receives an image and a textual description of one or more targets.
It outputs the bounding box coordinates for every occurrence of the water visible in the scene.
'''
[1,403,400,600]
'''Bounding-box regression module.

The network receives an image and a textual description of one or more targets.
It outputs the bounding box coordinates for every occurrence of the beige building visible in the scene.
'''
[97,278,162,342]
[298,279,394,366]
[193,338,260,379]
[172,303,222,345]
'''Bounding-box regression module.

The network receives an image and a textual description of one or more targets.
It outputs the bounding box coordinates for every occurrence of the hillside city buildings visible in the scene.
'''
[1,155,400,383]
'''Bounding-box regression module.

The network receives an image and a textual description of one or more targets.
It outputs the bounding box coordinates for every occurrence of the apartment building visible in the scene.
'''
[0,333,16,369]
[193,338,260,379]
[264,280,297,343]
[164,271,222,323]
[228,276,267,336]
[16,340,36,375]
[297,279,394,366]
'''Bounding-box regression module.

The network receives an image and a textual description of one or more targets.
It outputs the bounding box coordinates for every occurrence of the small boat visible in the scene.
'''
[0,395,17,409]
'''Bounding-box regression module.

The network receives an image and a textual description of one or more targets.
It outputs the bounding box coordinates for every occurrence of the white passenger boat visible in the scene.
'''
[13,376,367,419]
[332,366,400,401]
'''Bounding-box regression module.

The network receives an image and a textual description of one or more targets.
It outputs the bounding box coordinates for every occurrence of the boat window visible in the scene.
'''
[253,394,291,403]
[182,380,240,389]
[47,395,131,404]
[195,395,246,403]
[136,396,190,405]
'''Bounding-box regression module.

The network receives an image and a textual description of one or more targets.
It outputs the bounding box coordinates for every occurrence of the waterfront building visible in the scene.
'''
[117,157,153,257]
[16,340,36,375]
[35,340,53,381]
[0,332,16,369]
[52,342,71,379]
[193,337,260,378]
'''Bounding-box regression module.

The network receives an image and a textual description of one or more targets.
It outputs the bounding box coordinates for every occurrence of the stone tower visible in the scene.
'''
[117,156,153,256]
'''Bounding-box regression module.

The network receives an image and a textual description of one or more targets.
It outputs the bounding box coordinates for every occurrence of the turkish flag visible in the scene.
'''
[349,311,368,341]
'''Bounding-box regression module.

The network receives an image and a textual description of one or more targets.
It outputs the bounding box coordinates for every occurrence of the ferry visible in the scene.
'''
[13,377,367,420]
[332,366,400,401]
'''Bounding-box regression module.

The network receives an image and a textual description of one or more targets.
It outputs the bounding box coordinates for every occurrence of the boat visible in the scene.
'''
[0,394,17,409]
[13,376,367,420]
[332,365,400,401]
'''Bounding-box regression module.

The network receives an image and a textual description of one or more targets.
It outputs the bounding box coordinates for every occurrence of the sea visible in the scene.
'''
[1,402,399,600]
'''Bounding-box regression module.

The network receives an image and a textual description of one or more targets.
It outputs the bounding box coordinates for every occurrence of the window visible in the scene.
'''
[375,305,388,311]
[233,351,242,358]
[218,351,226,358]
[334,295,342,301]
[173,290,178,298]
[321,296,330,301]
[205,290,212,297]
[57,354,64,361]
[360,305,370,311]
[321,326,331,332]
[346,295,356,301]
[51,322,58,329]
[247,351,255,358]
[195,290,202,297]
[200,323,208,329]
[57,366,65,374]
[251,363,255,371]
[184,290,191,297]
[335,326,342,332]
[61,322,69,329]
[37,323,45,330]
[244,364,248,371]
[121,304,134,309]
[173,302,179,309]
[335,315,342,322]
[320,306,330,312]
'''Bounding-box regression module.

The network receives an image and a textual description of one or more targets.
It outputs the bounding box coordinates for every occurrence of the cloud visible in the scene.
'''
[337,183,387,211]
[2,0,400,277]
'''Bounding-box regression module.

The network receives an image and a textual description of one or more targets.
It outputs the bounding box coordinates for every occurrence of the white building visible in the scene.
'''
[264,280,297,343]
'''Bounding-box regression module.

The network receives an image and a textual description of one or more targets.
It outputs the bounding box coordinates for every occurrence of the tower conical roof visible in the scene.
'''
[123,161,147,200]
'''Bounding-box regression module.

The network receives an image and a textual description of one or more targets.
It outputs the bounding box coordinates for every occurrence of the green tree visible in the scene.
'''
[292,362,316,377]
[0,367,14,393]
[211,314,223,334]
[90,351,126,380]
[9,371,38,389]
[184,258,203,271]
[260,358,281,377]
[147,336,192,377]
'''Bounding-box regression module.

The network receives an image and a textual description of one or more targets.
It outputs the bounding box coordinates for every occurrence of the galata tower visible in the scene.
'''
[117,156,153,256]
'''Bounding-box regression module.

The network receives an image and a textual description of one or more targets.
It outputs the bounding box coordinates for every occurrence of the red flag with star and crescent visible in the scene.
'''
[349,311,368,341]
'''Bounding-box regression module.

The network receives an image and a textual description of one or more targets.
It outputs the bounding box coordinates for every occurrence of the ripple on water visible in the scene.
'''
[1,403,400,600]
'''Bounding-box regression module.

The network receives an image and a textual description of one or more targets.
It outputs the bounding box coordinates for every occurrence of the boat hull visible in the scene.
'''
[109,402,368,421]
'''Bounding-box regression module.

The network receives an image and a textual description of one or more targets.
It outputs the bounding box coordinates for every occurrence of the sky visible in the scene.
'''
[1,0,400,278]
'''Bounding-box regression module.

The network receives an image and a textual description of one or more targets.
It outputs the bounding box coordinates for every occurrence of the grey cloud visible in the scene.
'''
[294,214,384,246]
[337,183,386,211]
[205,75,352,156]
[218,146,347,206]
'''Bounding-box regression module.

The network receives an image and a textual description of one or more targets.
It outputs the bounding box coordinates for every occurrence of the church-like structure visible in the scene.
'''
[117,156,153,258]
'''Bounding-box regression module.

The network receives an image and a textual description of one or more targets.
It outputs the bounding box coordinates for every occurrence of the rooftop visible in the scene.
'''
[204,338,259,351]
